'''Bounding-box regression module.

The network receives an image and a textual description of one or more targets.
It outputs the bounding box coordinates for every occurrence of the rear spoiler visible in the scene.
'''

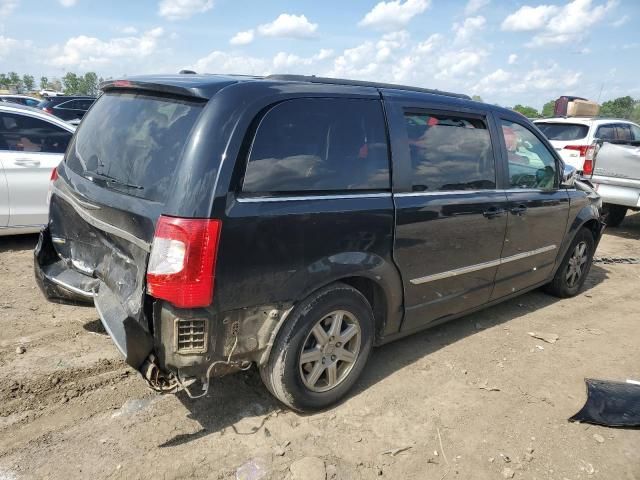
[100,80,209,100]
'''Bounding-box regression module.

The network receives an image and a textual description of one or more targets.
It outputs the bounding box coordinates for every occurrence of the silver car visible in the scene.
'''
[0,103,75,235]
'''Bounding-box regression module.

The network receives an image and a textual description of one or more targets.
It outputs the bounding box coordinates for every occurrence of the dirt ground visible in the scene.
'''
[1,215,639,480]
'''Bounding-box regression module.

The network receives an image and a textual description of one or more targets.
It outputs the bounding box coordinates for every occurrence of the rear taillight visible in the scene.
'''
[147,216,222,308]
[43,107,54,114]
[563,145,589,157]
[583,143,598,176]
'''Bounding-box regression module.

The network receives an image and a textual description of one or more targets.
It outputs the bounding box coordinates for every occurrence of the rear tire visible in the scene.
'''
[259,283,374,412]
[544,228,595,298]
[602,204,627,228]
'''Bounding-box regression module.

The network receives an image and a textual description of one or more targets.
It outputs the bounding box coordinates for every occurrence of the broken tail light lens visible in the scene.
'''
[147,216,222,308]
[47,166,59,205]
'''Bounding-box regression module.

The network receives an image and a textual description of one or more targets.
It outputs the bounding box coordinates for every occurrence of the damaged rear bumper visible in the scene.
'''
[34,227,154,369]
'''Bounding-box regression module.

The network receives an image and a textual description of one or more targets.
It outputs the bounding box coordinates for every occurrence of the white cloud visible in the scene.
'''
[192,51,268,75]
[465,0,489,16]
[272,49,334,70]
[453,15,486,44]
[376,30,409,61]
[415,33,442,53]
[48,27,164,69]
[257,13,318,38]
[0,35,18,57]
[501,4,559,31]
[0,0,18,18]
[359,0,431,31]
[192,48,333,75]
[120,26,138,35]
[502,0,617,47]
[436,49,486,78]
[473,68,512,94]
[158,0,213,21]
[520,64,581,90]
[508,53,517,64]
[229,29,254,45]
[611,14,628,27]
[58,0,77,6]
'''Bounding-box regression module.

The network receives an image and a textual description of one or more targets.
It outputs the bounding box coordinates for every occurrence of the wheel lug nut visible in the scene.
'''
[331,355,336,361]
[335,342,342,347]
[322,358,326,364]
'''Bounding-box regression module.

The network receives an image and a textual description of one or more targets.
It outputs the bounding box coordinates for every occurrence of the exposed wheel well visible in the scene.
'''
[339,276,387,339]
[582,219,601,241]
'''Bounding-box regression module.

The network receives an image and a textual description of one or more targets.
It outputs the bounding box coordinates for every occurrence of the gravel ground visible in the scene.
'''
[1,213,639,480]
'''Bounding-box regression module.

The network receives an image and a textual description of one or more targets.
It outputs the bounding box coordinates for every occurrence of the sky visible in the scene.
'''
[0,0,638,109]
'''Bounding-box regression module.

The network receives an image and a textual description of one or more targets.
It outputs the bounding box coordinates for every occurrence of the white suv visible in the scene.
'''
[534,117,640,172]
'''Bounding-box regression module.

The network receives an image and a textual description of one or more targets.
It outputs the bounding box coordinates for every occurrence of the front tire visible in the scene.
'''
[602,204,627,228]
[544,228,595,298]
[260,283,374,412]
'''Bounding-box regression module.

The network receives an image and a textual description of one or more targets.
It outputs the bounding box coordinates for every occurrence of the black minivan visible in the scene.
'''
[35,74,604,411]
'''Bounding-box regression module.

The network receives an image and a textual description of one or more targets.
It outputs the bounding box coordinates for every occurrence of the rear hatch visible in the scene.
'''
[41,89,206,366]
[535,121,590,169]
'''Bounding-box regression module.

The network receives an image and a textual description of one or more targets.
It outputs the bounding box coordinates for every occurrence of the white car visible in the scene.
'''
[39,89,63,97]
[534,117,640,172]
[0,103,75,235]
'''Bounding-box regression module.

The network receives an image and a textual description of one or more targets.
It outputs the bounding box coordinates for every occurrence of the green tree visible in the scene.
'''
[22,74,35,92]
[80,72,99,96]
[7,71,22,91]
[471,94,483,102]
[62,72,82,94]
[40,76,49,90]
[512,104,540,118]
[631,103,640,124]
[541,100,556,117]
[49,78,63,92]
[0,74,8,89]
[599,96,635,119]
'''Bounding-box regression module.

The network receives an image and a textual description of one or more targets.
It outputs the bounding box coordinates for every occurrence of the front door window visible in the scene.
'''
[500,119,557,190]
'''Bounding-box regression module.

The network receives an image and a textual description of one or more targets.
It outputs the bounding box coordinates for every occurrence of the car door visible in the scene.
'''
[490,116,570,299]
[384,95,509,333]
[0,111,72,227]
[53,100,78,121]
[0,160,8,227]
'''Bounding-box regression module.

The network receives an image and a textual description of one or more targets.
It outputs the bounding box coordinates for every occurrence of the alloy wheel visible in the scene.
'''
[298,310,362,393]
[566,241,588,287]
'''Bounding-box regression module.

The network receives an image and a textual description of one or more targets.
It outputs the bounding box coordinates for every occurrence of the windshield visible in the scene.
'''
[536,122,589,141]
[65,92,204,202]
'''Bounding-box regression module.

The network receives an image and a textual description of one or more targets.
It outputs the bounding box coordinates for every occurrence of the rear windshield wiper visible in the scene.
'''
[82,171,144,190]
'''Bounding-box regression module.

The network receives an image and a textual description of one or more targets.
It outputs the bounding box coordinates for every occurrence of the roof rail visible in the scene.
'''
[265,74,471,100]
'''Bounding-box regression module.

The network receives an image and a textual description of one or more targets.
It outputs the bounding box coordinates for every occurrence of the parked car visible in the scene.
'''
[36,96,96,123]
[39,89,63,97]
[35,74,604,412]
[0,103,74,235]
[588,138,640,227]
[0,95,42,107]
[534,117,640,172]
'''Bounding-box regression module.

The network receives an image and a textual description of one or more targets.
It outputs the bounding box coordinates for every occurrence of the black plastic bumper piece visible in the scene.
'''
[34,228,154,369]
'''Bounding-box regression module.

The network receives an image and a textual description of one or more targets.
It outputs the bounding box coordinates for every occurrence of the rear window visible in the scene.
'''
[242,98,390,195]
[66,92,204,202]
[535,122,588,141]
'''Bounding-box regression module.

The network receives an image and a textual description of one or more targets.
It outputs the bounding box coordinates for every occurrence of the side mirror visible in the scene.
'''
[561,164,578,188]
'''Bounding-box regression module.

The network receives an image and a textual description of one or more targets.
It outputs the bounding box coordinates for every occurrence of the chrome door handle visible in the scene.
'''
[510,204,528,215]
[14,158,41,167]
[483,207,505,219]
